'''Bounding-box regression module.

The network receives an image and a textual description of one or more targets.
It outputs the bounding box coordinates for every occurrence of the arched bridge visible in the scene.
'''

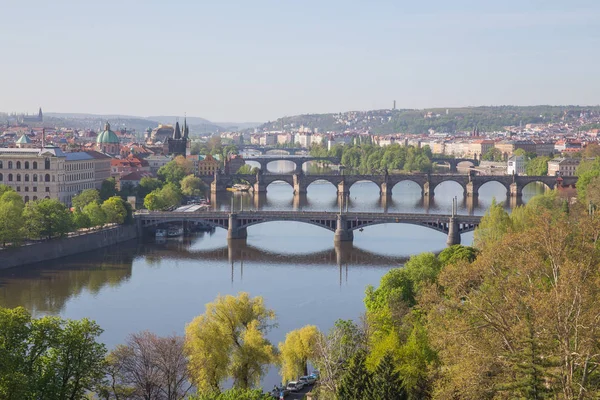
[431,157,479,172]
[239,145,308,155]
[201,172,578,198]
[244,155,341,173]
[137,210,481,246]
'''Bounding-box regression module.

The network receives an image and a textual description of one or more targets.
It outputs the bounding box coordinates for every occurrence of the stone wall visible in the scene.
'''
[0,225,139,270]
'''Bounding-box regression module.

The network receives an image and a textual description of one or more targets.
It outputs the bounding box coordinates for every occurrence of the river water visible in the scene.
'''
[0,160,545,389]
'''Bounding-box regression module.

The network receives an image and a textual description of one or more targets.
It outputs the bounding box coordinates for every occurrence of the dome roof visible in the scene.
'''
[96,122,120,144]
[16,134,32,144]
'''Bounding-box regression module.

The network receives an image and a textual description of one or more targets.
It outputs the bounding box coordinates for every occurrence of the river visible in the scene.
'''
[0,159,546,389]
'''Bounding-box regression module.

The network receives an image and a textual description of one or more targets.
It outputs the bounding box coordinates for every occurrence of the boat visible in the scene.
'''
[155,229,167,238]
[227,184,251,192]
[167,226,184,237]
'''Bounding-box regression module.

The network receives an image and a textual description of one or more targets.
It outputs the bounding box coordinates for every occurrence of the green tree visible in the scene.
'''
[83,201,107,227]
[185,293,276,393]
[278,325,319,382]
[526,156,550,176]
[0,307,106,400]
[190,388,271,400]
[473,199,512,248]
[158,156,193,186]
[369,352,407,400]
[99,178,118,201]
[337,350,372,400]
[101,196,128,224]
[0,189,25,246]
[437,244,478,266]
[72,211,91,229]
[482,147,504,162]
[144,191,166,211]
[23,199,74,239]
[137,177,163,199]
[181,174,205,197]
[576,158,600,201]
[71,189,100,212]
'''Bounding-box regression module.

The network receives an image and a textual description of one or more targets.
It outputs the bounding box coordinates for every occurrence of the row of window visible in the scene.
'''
[66,172,93,182]
[14,186,50,193]
[0,160,51,170]
[0,173,52,182]
[22,196,50,202]
[66,162,93,171]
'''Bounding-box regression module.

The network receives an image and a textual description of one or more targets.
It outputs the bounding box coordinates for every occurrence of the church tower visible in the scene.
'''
[167,118,189,157]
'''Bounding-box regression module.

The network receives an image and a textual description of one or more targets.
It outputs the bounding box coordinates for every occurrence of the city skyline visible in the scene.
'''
[1,0,599,122]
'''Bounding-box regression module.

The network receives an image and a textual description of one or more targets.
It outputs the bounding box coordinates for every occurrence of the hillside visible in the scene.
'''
[255,105,600,135]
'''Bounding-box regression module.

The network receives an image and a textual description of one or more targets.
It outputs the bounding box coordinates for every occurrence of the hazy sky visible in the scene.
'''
[1,0,599,122]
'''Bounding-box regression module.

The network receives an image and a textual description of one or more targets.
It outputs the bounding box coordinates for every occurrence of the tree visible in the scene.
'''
[100,178,118,201]
[278,325,319,382]
[0,307,107,400]
[144,191,166,211]
[137,177,163,199]
[0,189,25,246]
[101,196,128,224]
[482,147,504,162]
[526,156,550,176]
[23,198,74,239]
[190,388,271,400]
[158,156,193,186]
[473,199,512,249]
[337,350,372,400]
[181,175,205,197]
[185,293,276,393]
[577,158,600,202]
[103,331,191,400]
[83,201,107,227]
[369,352,407,400]
[72,211,91,229]
[236,165,260,175]
[437,244,478,266]
[71,189,100,212]
[313,320,367,398]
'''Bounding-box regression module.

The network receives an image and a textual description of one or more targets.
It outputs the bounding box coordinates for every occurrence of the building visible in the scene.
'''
[506,155,526,175]
[259,134,277,146]
[167,119,189,157]
[295,133,311,148]
[0,146,110,205]
[119,171,154,188]
[224,154,245,174]
[19,108,43,124]
[148,124,175,143]
[146,154,172,174]
[547,158,580,177]
[96,122,121,155]
[196,154,219,176]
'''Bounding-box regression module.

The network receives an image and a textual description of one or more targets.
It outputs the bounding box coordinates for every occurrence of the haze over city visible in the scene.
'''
[2,0,599,122]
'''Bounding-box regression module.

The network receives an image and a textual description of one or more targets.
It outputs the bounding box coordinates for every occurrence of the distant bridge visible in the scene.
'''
[239,145,308,155]
[137,210,481,246]
[200,172,578,198]
[244,155,341,173]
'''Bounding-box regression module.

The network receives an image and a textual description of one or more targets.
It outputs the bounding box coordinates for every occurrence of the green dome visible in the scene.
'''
[96,122,120,144]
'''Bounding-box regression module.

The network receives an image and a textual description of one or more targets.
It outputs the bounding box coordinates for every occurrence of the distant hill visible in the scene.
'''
[253,106,600,135]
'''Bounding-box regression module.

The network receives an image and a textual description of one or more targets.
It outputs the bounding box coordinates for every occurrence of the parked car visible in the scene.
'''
[299,375,316,386]
[286,381,305,392]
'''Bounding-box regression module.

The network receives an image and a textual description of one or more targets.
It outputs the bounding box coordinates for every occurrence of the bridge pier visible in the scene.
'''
[510,183,522,198]
[337,180,350,198]
[466,182,478,197]
[253,181,267,193]
[293,174,306,194]
[423,181,434,200]
[294,162,303,174]
[293,193,308,210]
[227,214,248,241]
[448,161,458,173]
[446,217,461,246]
[334,215,354,243]
[380,194,391,213]
[465,195,478,215]
[380,182,392,197]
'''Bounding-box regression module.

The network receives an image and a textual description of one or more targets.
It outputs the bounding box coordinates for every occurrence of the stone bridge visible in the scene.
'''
[431,157,479,172]
[244,155,341,173]
[239,145,308,155]
[200,172,578,198]
[137,210,481,246]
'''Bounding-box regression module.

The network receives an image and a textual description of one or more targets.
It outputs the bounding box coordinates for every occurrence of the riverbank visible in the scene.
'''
[0,225,139,270]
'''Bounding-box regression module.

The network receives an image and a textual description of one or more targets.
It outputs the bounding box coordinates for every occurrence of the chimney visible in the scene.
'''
[42,128,46,147]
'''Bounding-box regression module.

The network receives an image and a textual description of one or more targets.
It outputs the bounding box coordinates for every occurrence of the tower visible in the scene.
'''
[167,117,189,157]
[38,107,43,122]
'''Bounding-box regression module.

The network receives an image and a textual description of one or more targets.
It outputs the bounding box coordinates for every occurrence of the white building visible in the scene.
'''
[506,155,526,175]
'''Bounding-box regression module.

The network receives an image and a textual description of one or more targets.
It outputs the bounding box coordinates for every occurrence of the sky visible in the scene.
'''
[1,0,599,122]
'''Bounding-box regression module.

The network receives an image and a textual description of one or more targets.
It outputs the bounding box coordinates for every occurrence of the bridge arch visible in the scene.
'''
[521,180,553,193]
[389,179,425,193]
[265,179,295,190]
[265,149,291,155]
[432,179,467,197]
[477,180,510,198]
[240,218,337,232]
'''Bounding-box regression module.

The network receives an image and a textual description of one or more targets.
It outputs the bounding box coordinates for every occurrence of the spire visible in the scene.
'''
[184,117,189,139]
[105,121,111,131]
[173,121,181,139]
[38,107,43,120]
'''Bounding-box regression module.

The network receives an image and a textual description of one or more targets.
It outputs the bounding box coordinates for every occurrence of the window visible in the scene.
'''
[0,161,2,168]
[24,187,28,192]
[33,196,37,201]
[16,174,21,182]
[45,174,50,182]
[33,174,38,182]
[8,161,13,169]
[8,174,13,182]
[45,158,50,170]
[24,161,29,169]
[0,173,2,181]
[33,187,37,192]
[24,196,29,202]
[16,161,21,169]
[16,187,20,192]
[45,187,50,192]
[33,161,38,169]
[24,174,29,182]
